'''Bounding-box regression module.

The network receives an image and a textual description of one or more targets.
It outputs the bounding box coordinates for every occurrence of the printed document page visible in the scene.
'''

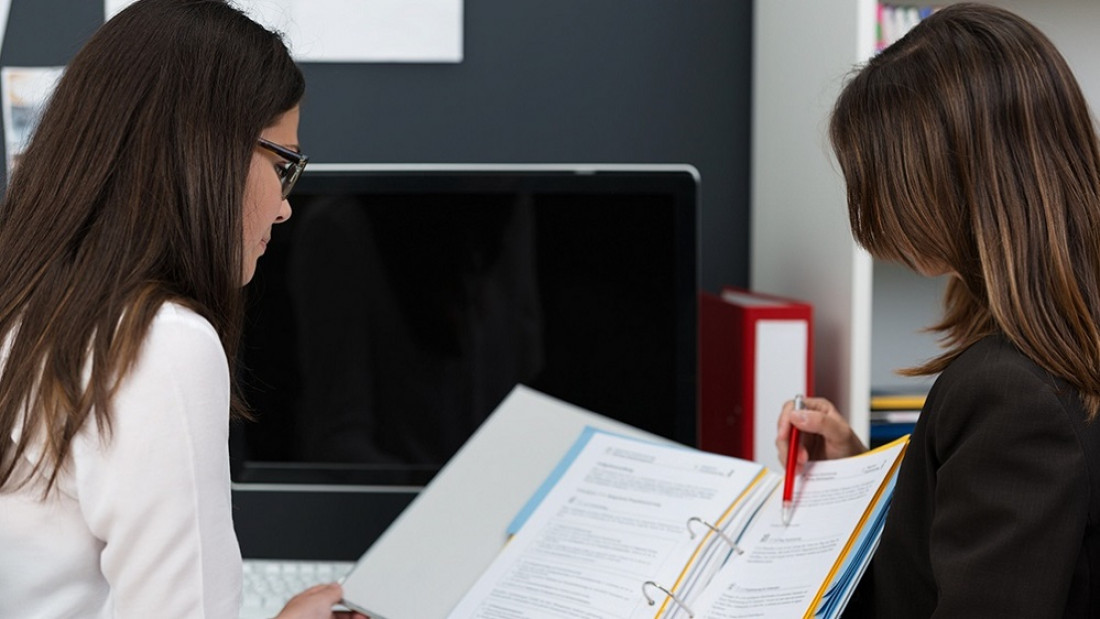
[446,432,768,618]
[689,440,906,618]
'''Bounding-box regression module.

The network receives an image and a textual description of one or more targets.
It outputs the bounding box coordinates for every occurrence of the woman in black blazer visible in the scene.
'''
[776,4,1100,617]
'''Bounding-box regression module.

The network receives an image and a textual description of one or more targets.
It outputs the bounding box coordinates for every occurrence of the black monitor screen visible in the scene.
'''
[233,165,699,486]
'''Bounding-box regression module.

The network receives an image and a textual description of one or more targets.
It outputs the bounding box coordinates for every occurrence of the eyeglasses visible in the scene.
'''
[257,137,308,199]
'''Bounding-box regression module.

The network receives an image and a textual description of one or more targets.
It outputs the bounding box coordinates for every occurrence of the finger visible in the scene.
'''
[776,404,805,468]
[301,582,344,603]
[775,417,793,460]
[776,398,801,426]
[775,408,791,461]
[784,439,812,475]
[799,396,834,413]
[791,403,856,450]
[776,398,801,441]
[794,447,810,476]
[787,400,830,433]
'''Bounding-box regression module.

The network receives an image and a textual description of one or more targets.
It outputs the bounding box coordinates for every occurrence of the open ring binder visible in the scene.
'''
[642,580,695,617]
[687,516,744,555]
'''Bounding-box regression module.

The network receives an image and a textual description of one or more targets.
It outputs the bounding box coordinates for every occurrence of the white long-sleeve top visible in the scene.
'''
[0,303,242,618]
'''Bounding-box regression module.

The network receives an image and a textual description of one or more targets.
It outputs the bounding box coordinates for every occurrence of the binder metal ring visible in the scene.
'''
[687,516,744,554]
[642,580,694,617]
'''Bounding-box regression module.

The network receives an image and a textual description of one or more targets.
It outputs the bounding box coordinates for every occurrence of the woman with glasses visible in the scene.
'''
[0,1,357,617]
[775,4,1100,617]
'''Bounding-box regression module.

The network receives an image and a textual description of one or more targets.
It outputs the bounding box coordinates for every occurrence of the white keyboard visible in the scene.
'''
[239,559,356,619]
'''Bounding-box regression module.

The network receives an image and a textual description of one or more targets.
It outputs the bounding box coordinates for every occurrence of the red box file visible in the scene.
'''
[699,287,813,467]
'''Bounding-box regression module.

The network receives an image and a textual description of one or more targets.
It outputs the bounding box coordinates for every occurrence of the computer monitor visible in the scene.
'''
[231,163,699,559]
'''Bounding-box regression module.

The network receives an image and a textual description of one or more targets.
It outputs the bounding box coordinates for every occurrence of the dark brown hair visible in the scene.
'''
[0,0,304,491]
[830,3,1100,416]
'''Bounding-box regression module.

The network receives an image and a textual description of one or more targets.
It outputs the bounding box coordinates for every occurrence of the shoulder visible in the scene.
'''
[134,302,228,381]
[939,334,1042,381]
[143,302,223,355]
[112,302,229,411]
[925,334,1087,455]
[885,334,1100,617]
[934,334,1066,403]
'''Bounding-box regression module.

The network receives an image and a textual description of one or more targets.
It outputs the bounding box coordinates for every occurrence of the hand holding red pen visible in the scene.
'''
[775,395,868,511]
[781,395,804,525]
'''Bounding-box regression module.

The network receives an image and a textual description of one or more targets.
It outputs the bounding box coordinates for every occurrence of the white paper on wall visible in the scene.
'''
[0,0,10,61]
[1,66,63,175]
[104,0,462,63]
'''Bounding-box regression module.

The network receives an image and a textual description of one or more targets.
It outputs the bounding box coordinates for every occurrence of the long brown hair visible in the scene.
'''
[829,3,1100,416]
[0,0,304,491]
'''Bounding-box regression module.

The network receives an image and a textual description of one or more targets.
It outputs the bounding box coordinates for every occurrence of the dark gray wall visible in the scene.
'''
[2,0,752,291]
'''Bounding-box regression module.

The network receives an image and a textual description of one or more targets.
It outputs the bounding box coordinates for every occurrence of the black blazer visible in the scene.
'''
[846,335,1100,618]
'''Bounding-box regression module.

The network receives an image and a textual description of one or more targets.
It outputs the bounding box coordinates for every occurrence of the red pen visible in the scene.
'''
[782,394,803,526]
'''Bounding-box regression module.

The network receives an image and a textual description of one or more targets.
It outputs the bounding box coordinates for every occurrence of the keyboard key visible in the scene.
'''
[240,559,356,619]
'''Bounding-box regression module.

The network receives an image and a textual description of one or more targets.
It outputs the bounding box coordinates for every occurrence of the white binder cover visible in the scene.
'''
[339,384,667,618]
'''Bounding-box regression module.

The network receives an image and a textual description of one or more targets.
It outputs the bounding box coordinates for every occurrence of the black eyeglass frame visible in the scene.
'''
[257,137,308,199]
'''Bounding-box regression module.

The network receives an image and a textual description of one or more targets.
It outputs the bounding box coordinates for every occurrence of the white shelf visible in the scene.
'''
[751,0,877,443]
